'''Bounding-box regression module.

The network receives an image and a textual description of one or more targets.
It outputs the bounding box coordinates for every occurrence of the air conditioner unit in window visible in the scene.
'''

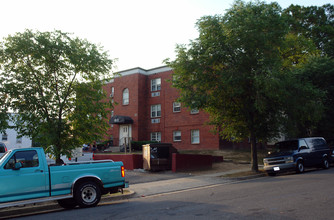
[151,92,160,97]
[151,118,160,124]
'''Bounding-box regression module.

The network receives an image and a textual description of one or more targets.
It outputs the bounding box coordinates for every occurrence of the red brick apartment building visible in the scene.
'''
[102,66,221,151]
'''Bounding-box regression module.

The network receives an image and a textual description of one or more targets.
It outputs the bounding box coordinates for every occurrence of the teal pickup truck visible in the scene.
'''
[0,148,128,209]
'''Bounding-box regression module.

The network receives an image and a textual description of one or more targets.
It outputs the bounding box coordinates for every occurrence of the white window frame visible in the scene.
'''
[173,131,181,142]
[151,132,161,142]
[110,87,114,97]
[173,102,181,112]
[123,88,129,105]
[151,104,161,118]
[191,130,200,144]
[151,78,161,91]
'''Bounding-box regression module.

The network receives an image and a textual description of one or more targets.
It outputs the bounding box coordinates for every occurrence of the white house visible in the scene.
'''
[1,117,32,150]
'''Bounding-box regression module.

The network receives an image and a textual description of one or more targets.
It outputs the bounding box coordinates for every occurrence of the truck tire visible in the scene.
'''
[74,181,101,208]
[322,157,329,169]
[57,198,77,209]
[296,161,304,173]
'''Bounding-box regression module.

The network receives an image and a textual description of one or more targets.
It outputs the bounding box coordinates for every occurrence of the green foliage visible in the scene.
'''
[0,30,114,163]
[283,4,334,58]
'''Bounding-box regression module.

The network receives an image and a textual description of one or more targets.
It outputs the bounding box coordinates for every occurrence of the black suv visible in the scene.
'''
[263,137,331,176]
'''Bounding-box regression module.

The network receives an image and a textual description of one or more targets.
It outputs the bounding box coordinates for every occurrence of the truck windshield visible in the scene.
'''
[273,140,298,152]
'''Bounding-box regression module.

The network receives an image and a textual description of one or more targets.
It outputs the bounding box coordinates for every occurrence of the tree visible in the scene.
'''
[0,30,114,164]
[165,1,324,172]
[283,4,334,58]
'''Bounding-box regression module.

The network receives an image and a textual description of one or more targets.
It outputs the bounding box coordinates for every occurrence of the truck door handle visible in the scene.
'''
[35,169,44,173]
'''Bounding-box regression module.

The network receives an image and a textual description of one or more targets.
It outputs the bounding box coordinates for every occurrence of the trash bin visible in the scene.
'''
[142,143,177,171]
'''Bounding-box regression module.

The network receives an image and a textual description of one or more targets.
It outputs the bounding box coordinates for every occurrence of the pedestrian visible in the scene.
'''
[92,142,97,152]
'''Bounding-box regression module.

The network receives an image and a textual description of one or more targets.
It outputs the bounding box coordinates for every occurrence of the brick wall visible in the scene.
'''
[103,67,221,151]
[172,153,213,172]
[93,154,143,170]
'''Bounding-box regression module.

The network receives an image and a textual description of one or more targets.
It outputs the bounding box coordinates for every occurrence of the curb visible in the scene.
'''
[100,189,135,202]
[224,173,267,181]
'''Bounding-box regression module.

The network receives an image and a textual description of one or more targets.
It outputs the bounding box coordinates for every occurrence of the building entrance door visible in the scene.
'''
[119,125,132,150]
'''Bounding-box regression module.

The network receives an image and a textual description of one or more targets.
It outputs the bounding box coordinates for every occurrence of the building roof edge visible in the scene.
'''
[114,65,172,77]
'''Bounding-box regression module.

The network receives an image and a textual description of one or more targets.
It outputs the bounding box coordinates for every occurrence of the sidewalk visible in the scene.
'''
[126,164,265,198]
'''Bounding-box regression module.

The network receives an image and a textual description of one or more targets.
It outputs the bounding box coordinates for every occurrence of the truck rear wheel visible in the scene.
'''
[57,198,77,209]
[74,181,101,208]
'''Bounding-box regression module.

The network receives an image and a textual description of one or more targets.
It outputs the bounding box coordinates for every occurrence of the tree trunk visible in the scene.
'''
[250,133,258,172]
[55,144,63,165]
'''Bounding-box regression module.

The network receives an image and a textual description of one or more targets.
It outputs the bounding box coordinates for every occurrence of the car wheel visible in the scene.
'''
[296,161,304,173]
[322,157,329,169]
[74,181,101,208]
[57,198,77,209]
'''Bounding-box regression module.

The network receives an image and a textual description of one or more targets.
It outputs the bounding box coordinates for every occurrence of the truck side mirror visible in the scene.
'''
[13,162,22,170]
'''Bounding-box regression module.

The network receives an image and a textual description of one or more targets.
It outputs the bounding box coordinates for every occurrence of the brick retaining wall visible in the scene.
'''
[93,154,143,170]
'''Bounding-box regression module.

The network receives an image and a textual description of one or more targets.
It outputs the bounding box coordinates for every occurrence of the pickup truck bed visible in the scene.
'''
[0,148,128,209]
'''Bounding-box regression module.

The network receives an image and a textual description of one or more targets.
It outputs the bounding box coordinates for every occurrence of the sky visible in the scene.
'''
[0,0,332,72]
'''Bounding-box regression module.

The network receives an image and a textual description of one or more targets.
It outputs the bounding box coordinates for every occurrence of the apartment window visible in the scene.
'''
[151,132,161,142]
[16,136,22,144]
[190,108,199,114]
[191,130,200,144]
[110,87,114,97]
[123,88,129,105]
[173,131,181,142]
[151,104,161,118]
[2,133,7,141]
[151,78,161,91]
[173,102,181,112]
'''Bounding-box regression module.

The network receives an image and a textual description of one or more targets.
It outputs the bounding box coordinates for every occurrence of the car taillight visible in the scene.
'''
[92,153,95,160]
[5,147,7,152]
[121,166,125,177]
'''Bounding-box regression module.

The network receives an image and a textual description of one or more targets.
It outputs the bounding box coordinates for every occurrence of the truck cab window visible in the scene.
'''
[4,150,39,169]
